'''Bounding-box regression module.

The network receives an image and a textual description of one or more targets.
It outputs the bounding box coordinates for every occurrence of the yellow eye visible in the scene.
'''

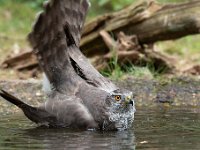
[115,95,121,101]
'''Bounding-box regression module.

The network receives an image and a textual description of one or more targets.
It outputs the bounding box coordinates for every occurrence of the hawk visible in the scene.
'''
[0,0,135,130]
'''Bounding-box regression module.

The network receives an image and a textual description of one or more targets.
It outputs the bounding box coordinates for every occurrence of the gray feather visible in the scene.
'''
[28,0,90,88]
[0,0,135,131]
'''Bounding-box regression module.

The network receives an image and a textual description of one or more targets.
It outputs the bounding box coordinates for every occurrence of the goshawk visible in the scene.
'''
[0,0,136,130]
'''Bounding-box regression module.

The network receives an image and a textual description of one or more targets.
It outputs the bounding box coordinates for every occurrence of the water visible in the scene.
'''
[0,106,200,150]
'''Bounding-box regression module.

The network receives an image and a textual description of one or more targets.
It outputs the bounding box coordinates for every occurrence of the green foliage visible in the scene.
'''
[0,0,43,9]
[92,0,189,13]
[96,0,134,10]
[0,0,40,64]
[0,0,38,36]
[25,0,44,9]
[89,0,190,18]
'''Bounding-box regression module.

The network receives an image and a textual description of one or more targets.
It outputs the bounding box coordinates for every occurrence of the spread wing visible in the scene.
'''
[28,0,90,86]
[28,0,117,92]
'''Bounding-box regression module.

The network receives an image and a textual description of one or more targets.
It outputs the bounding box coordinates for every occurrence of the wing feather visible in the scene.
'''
[28,0,117,92]
[28,0,90,85]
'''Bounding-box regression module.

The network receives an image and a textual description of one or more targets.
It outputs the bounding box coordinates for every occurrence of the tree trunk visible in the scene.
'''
[80,0,200,57]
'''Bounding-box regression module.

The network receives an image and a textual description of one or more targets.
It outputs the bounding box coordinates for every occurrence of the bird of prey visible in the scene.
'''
[0,0,135,130]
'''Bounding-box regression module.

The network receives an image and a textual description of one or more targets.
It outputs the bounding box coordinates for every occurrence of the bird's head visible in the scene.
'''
[106,89,134,107]
[103,89,136,130]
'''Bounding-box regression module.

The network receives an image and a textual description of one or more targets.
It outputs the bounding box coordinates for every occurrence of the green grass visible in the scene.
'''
[89,0,191,17]
[0,0,40,79]
[0,0,39,37]
[100,57,155,80]
[0,1,39,62]
[102,66,153,80]
[157,35,200,67]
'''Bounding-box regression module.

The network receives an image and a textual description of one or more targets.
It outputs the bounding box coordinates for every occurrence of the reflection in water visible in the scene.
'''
[0,114,136,150]
[24,128,136,150]
[0,107,200,150]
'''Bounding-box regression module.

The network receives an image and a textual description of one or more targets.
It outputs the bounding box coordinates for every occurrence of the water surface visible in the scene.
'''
[0,106,200,150]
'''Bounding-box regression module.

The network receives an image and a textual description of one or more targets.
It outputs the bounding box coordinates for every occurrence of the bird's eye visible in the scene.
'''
[115,95,121,101]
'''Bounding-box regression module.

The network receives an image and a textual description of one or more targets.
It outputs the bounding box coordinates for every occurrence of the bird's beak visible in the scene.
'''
[125,96,134,106]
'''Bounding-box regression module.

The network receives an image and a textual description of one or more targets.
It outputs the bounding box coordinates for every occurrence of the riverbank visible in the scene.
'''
[0,76,199,115]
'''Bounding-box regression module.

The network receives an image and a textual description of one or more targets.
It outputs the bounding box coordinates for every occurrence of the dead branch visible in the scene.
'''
[1,0,200,74]
[81,0,200,56]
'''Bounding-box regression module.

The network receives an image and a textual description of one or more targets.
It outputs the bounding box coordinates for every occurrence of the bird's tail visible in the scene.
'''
[0,89,29,108]
[0,89,56,125]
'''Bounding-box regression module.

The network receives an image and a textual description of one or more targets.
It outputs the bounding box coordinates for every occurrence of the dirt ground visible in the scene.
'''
[0,76,199,115]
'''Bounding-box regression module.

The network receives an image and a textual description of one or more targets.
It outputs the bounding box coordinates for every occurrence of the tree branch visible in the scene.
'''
[81,0,200,56]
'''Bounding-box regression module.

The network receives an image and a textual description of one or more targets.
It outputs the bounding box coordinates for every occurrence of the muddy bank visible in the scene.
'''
[117,76,200,107]
[0,76,199,114]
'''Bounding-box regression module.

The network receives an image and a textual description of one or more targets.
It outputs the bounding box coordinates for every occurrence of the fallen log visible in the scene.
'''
[1,51,37,70]
[1,0,200,73]
[81,0,200,56]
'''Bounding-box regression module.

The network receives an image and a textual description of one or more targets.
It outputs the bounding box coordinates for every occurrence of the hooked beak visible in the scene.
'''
[129,100,134,106]
[125,95,134,106]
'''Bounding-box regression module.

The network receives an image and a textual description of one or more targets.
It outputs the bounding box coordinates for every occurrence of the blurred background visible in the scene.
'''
[0,0,199,79]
